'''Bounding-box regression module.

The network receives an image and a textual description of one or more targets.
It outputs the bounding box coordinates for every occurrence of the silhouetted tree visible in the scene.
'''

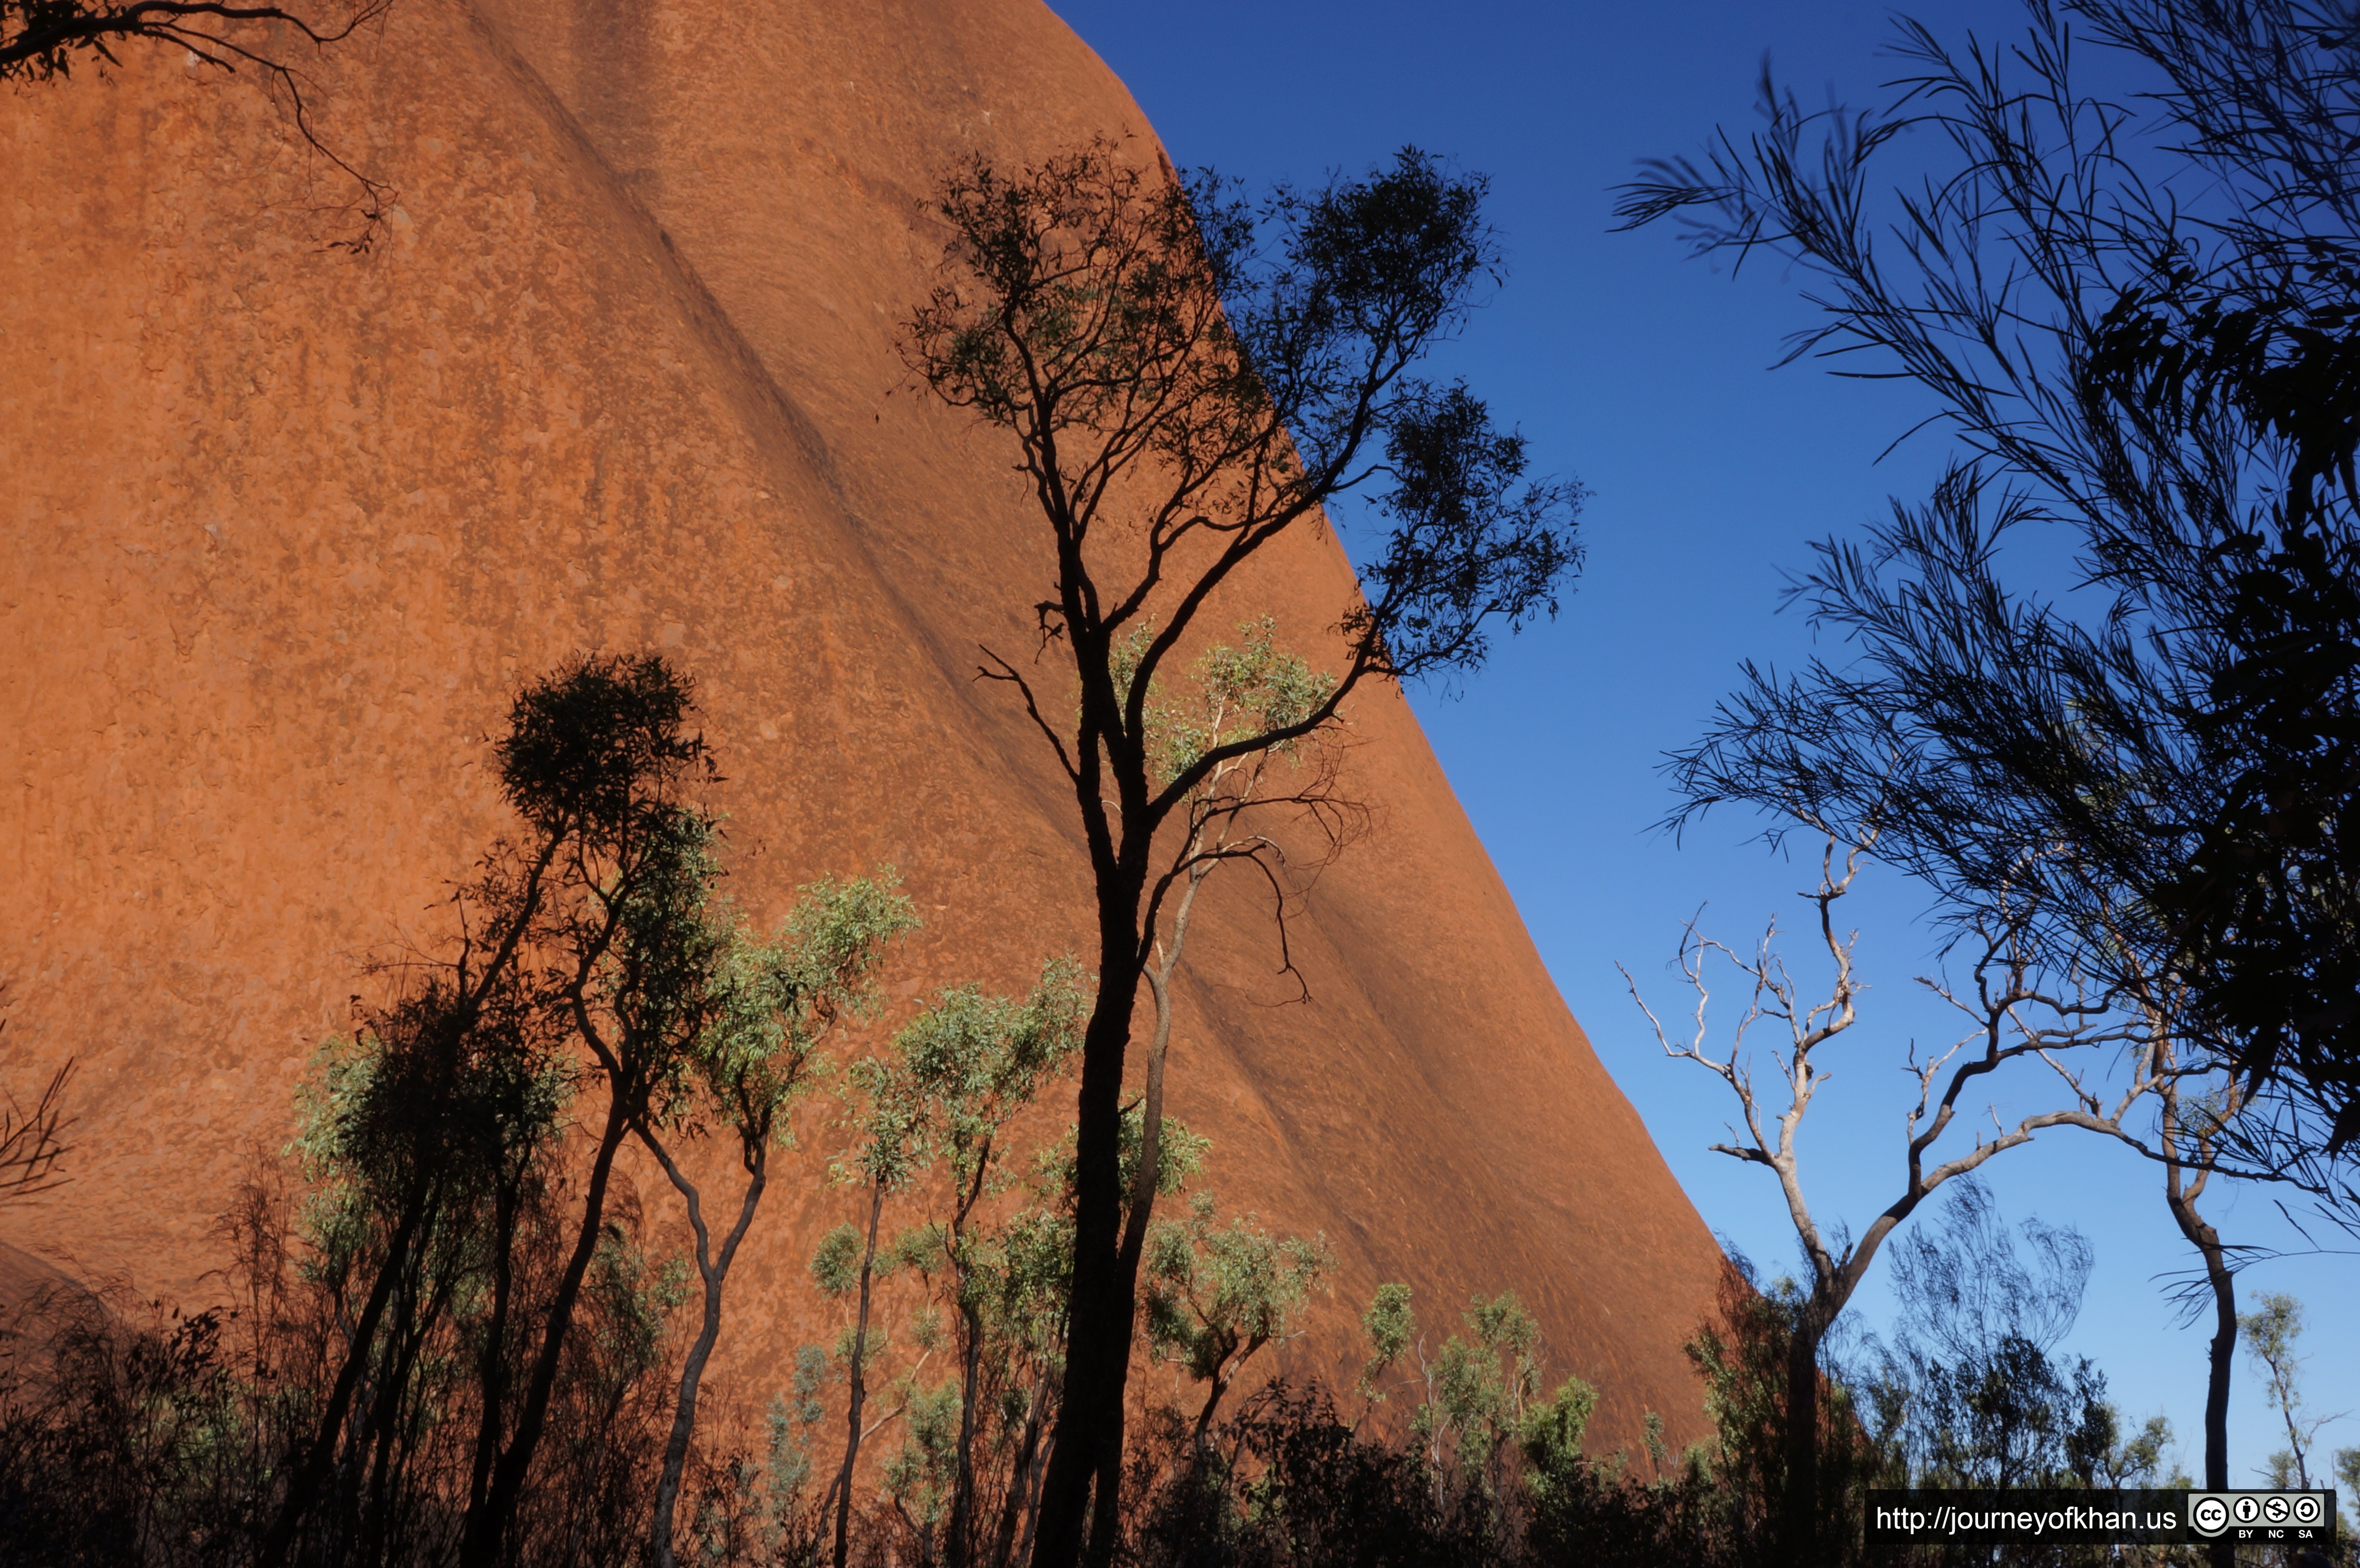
[437,654,725,1567]
[1614,0,2360,1192]
[903,139,1583,1568]
[5,0,390,243]
[1871,1181,2166,1493]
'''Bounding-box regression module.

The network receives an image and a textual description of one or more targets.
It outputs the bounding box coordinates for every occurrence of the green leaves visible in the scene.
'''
[690,869,917,1148]
[1357,1282,1415,1400]
[810,1224,864,1298]
[892,957,1089,1196]
[1110,617,1340,792]
[1141,1190,1332,1392]
[834,955,1087,1200]
[881,1375,963,1528]
[1518,1376,1600,1506]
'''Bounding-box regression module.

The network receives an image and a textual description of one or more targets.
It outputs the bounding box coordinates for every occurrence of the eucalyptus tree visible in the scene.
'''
[2241,1291,2336,1489]
[1140,1190,1333,1450]
[889,961,1088,1566]
[1109,618,1345,1326]
[904,140,1583,1567]
[823,1039,931,1568]
[454,653,730,1568]
[264,653,720,1567]
[984,1101,1205,1568]
[636,872,918,1568]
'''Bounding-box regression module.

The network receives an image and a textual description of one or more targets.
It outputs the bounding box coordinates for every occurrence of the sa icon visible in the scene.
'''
[2191,1496,2230,1536]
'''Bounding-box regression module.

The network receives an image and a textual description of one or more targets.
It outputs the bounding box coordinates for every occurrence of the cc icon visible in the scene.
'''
[2191,1496,2230,1536]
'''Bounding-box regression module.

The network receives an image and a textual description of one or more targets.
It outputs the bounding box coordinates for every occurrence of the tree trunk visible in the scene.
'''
[262,1180,431,1566]
[1015,1409,1053,1568]
[1783,1319,1823,1567]
[2156,1056,2239,1568]
[2162,1144,2237,1568]
[833,1177,888,1568]
[361,1260,441,1555]
[467,1179,519,1517]
[649,1134,771,1568]
[1191,1362,1238,1453]
[2200,1262,2235,1482]
[990,1385,1045,1568]
[948,1293,985,1568]
[460,1096,632,1568]
[1087,1441,1125,1568]
[1033,951,1146,1568]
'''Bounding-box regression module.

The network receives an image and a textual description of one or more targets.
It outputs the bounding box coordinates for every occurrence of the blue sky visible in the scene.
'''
[1046,0,2356,1484]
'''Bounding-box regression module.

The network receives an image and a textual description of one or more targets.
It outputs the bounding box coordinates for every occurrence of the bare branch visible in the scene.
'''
[0,1047,76,1204]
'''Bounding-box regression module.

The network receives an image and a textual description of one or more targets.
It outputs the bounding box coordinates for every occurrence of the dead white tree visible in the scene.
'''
[2100,929,2251,1526]
[1621,836,2164,1558]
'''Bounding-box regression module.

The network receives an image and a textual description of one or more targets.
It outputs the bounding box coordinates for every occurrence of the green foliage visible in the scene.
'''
[762,1383,818,1530]
[1357,1282,1414,1400]
[891,956,1089,1216]
[885,1222,945,1280]
[2242,1290,2328,1487]
[1124,1104,1209,1203]
[839,1050,928,1192]
[972,1200,1076,1375]
[2087,1410,2174,1489]
[760,1345,835,1534]
[1411,1292,1546,1484]
[583,1227,692,1396]
[832,1319,886,1370]
[836,951,1079,1200]
[1681,1264,1884,1544]
[1643,1410,1670,1478]
[811,1224,863,1298]
[1143,1192,1333,1404]
[1032,1102,1206,1228]
[1112,618,1342,793]
[882,1376,964,1529]
[1516,1376,1599,1507]
[906,1303,946,1355]
[684,869,917,1150]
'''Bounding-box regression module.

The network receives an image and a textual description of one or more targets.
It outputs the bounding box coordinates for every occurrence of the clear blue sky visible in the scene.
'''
[1047,0,2356,1484]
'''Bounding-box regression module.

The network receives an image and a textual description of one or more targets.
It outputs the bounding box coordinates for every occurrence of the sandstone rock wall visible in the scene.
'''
[0,0,1727,1445]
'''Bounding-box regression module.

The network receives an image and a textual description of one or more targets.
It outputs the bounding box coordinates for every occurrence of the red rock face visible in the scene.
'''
[1,0,1726,1448]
